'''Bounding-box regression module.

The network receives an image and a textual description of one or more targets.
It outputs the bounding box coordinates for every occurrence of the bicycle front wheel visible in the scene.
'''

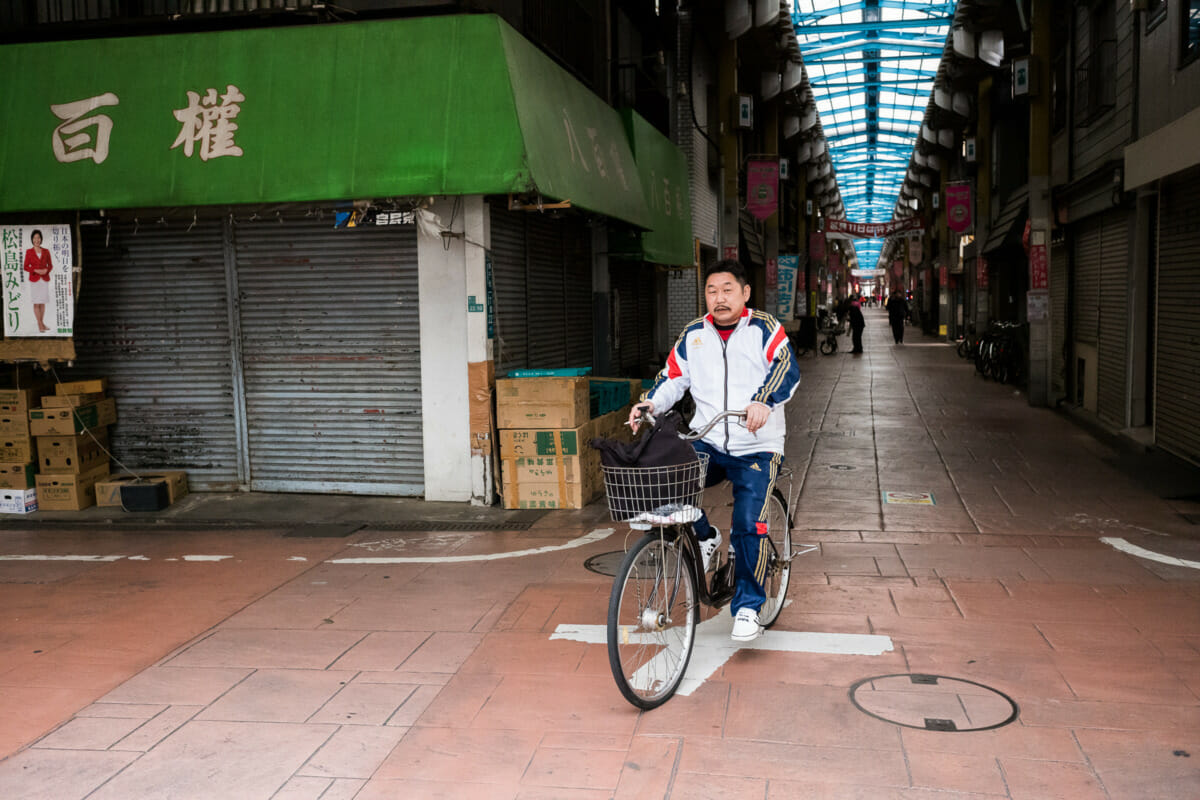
[819,338,836,355]
[607,531,698,709]
[757,490,793,629]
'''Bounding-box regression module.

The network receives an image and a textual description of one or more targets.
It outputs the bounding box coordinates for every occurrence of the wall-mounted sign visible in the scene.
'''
[945,182,972,234]
[746,158,779,220]
[736,94,754,130]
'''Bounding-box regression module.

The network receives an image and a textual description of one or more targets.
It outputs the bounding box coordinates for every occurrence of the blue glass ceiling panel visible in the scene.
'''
[792,0,955,268]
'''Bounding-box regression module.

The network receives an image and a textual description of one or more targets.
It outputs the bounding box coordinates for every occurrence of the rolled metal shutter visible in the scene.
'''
[233,214,423,495]
[1072,217,1102,345]
[526,214,569,368]
[74,219,240,489]
[1050,240,1069,401]
[1097,210,1130,428]
[490,208,528,375]
[563,218,594,367]
[1157,175,1200,465]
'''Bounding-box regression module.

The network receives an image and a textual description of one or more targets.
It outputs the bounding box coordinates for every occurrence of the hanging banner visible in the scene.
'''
[829,250,841,275]
[2,224,74,338]
[945,181,972,233]
[809,232,826,262]
[776,254,800,320]
[824,217,925,240]
[746,158,779,220]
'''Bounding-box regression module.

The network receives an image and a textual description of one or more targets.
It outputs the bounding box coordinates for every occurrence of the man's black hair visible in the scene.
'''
[703,259,749,287]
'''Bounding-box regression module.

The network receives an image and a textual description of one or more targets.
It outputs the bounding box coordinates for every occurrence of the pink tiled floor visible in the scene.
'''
[1,312,1198,798]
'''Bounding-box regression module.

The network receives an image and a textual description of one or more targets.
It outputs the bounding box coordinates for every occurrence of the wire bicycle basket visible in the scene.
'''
[599,454,710,521]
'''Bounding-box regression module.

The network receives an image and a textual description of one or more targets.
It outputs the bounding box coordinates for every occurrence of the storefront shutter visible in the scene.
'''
[1156,174,1200,465]
[1071,217,1102,346]
[233,214,423,495]
[73,219,240,490]
[563,218,594,367]
[526,214,569,368]
[1097,210,1130,428]
[1050,239,1069,401]
[490,207,528,376]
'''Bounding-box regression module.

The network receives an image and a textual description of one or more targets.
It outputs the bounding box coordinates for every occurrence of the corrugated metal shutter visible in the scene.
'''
[233,214,423,495]
[1050,240,1069,400]
[490,208,528,375]
[1072,217,1102,345]
[563,218,594,366]
[1097,210,1130,428]
[526,215,568,368]
[73,219,240,490]
[1157,175,1200,465]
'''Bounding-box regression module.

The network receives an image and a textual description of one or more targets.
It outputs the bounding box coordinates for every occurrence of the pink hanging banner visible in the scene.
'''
[746,158,779,220]
[1029,244,1048,289]
[809,232,826,261]
[945,182,972,233]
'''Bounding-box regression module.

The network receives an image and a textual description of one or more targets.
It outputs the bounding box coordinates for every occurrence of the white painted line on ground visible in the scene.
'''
[552,615,893,697]
[0,555,125,562]
[1101,537,1200,570]
[327,527,616,564]
[181,555,234,562]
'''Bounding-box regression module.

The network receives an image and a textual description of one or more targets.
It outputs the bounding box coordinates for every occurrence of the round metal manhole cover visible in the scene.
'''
[829,464,857,471]
[584,551,626,577]
[849,674,1019,732]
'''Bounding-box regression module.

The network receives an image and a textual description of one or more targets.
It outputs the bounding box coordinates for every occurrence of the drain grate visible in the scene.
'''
[362,520,535,532]
[808,430,856,438]
[849,674,1019,732]
[829,464,857,471]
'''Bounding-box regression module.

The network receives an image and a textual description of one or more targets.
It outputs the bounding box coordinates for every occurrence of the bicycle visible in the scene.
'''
[818,320,844,356]
[599,410,796,709]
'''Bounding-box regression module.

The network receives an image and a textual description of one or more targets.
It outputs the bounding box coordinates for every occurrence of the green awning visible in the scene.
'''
[612,109,695,266]
[0,15,649,225]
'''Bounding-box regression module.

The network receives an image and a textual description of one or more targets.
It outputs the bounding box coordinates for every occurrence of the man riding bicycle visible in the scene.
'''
[629,259,800,642]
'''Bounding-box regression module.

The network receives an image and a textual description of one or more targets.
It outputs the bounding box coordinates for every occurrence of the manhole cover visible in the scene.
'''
[849,674,1018,732]
[808,430,856,438]
[829,464,857,471]
[584,550,626,576]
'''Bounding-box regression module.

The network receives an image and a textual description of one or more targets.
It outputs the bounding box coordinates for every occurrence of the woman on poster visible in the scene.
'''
[23,229,53,333]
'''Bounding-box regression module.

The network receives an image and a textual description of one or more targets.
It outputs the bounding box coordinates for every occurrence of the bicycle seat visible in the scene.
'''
[628,503,703,529]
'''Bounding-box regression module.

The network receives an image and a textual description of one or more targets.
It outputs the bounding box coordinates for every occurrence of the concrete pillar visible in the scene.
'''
[1027,0,1053,407]
[417,196,492,503]
[975,77,993,333]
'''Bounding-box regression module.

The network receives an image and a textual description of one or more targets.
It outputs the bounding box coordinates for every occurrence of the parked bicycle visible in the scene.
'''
[818,318,845,356]
[974,321,1025,385]
[599,410,797,709]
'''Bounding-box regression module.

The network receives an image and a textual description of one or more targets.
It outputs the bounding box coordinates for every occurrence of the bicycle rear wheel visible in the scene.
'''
[607,531,698,709]
[756,489,792,628]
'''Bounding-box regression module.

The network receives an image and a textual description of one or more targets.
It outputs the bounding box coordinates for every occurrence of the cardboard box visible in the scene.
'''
[54,378,108,396]
[0,412,30,437]
[497,408,629,459]
[41,392,106,409]
[36,432,110,474]
[28,397,116,436]
[96,471,188,508]
[35,464,110,511]
[500,452,603,510]
[0,386,50,413]
[0,437,36,462]
[0,462,37,490]
[496,377,591,430]
[0,487,37,514]
[502,479,592,509]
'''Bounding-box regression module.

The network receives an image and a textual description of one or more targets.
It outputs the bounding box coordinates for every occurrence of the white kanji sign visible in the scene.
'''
[171,85,246,161]
[51,93,120,164]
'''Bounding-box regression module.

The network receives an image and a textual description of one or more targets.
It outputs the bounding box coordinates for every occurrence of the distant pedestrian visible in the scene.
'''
[886,292,908,344]
[848,295,865,354]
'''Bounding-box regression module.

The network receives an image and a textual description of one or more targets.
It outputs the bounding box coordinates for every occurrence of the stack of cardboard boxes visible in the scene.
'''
[30,379,117,511]
[496,376,640,510]
[0,381,50,514]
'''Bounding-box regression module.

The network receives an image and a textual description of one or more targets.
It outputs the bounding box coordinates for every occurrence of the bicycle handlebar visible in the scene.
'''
[680,410,747,441]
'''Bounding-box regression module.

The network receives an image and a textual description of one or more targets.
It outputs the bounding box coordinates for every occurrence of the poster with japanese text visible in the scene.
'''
[1,225,74,338]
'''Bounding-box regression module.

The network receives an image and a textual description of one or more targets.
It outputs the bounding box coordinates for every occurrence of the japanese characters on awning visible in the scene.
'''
[824,217,926,240]
[0,15,651,228]
[609,109,694,266]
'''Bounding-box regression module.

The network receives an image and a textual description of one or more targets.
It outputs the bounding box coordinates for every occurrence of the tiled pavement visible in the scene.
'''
[1,309,1198,799]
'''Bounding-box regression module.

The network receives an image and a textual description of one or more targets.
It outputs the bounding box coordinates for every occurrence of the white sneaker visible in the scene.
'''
[698,527,722,573]
[731,607,762,642]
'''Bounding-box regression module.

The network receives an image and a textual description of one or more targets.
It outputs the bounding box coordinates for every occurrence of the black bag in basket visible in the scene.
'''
[590,411,699,516]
